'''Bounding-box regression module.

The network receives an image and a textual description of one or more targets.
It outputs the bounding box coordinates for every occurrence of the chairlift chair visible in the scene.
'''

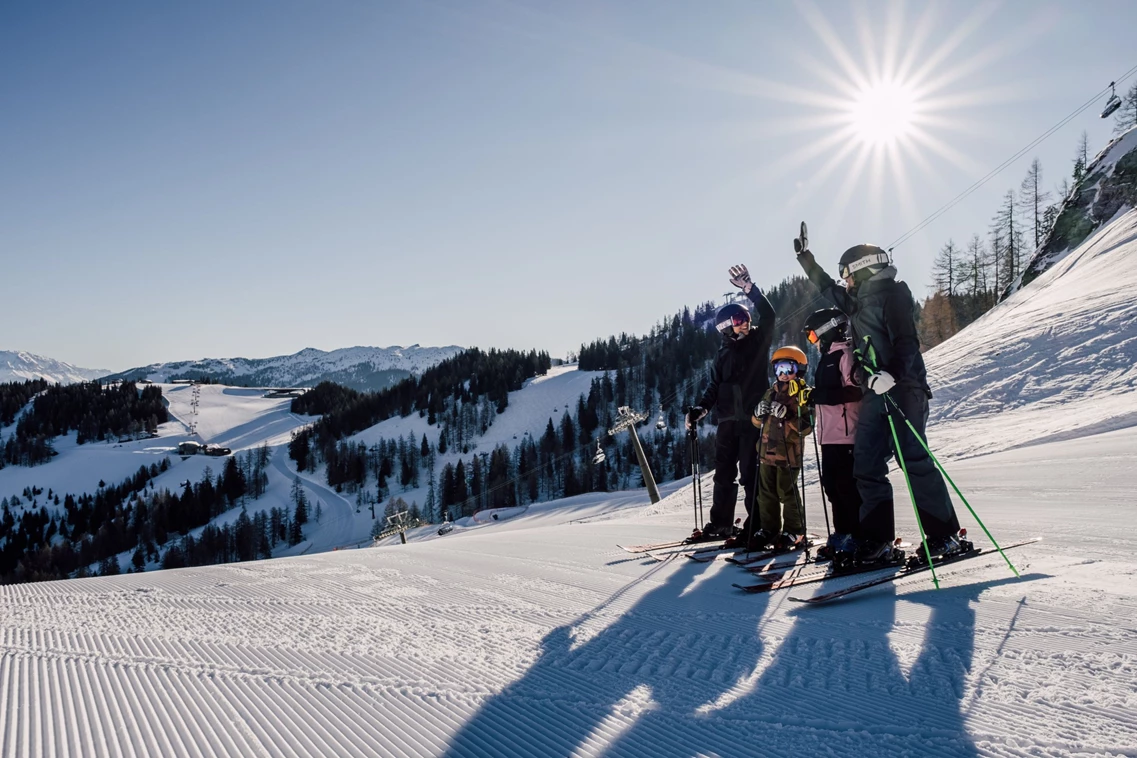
[592,440,606,464]
[655,408,667,430]
[1101,81,1122,119]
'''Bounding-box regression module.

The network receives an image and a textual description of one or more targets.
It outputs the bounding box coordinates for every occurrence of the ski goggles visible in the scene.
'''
[839,251,891,280]
[806,317,846,344]
[729,312,750,327]
[773,361,798,376]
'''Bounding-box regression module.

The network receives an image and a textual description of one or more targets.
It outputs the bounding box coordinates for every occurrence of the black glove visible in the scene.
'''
[685,406,707,430]
[754,400,771,418]
[770,401,788,419]
[793,221,809,255]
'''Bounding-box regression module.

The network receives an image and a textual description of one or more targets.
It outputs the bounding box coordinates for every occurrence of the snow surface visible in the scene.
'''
[3,209,1137,755]
[0,350,107,385]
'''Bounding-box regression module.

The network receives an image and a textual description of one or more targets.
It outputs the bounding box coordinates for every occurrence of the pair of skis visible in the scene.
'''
[734,537,1040,604]
[616,537,730,555]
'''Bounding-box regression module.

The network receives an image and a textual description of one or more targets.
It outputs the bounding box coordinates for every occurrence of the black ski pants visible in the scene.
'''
[853,387,961,543]
[820,443,860,535]
[709,420,759,534]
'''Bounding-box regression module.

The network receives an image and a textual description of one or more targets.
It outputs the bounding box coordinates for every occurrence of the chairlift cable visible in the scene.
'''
[888,63,1137,252]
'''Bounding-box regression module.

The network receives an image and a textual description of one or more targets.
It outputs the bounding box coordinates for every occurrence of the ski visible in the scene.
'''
[617,538,728,554]
[732,555,904,594]
[731,539,912,592]
[684,534,819,564]
[789,537,1042,605]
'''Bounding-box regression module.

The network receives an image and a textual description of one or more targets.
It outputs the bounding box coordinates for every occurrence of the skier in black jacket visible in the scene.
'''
[685,264,776,542]
[794,229,962,561]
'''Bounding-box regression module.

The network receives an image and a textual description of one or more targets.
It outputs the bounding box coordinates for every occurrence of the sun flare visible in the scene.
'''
[848,81,918,146]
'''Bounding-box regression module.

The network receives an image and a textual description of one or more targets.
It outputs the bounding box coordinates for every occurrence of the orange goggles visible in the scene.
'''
[806,317,844,345]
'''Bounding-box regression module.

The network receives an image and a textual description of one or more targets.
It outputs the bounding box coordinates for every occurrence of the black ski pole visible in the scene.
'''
[749,427,763,556]
[811,424,831,537]
[688,427,703,531]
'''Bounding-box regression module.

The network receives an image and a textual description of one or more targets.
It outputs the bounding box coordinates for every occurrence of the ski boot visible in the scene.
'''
[909,529,973,567]
[686,522,731,544]
[815,533,852,562]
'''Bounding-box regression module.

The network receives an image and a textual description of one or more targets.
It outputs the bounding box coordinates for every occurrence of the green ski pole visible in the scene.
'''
[883,394,1020,578]
[885,405,939,587]
[857,336,937,582]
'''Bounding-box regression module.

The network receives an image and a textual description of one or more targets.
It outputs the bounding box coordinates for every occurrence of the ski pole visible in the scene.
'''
[749,429,764,555]
[885,405,939,587]
[811,425,831,537]
[694,440,701,529]
[856,336,937,581]
[688,428,701,532]
[883,394,1019,578]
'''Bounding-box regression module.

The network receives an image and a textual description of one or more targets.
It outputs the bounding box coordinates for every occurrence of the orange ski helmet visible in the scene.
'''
[770,345,808,366]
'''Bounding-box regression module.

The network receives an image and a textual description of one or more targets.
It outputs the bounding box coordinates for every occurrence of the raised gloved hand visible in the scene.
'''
[754,400,771,419]
[685,406,708,430]
[866,371,896,395]
[770,401,788,419]
[728,264,753,294]
[793,221,809,255]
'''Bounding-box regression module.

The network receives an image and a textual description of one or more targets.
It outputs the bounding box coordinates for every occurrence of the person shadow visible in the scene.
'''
[439,557,777,757]
[441,551,1043,757]
[585,571,1043,758]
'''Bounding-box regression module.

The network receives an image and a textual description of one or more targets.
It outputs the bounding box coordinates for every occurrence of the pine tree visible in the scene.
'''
[1073,131,1089,184]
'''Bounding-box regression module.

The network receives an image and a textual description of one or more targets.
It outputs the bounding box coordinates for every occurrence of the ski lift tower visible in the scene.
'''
[376,510,414,545]
[609,406,662,504]
[188,383,201,436]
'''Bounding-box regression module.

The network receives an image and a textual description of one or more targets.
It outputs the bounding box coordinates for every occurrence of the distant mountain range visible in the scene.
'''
[102,345,466,392]
[0,350,109,385]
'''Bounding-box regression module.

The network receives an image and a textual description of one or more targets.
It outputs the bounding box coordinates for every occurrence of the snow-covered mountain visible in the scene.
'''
[0,350,108,385]
[102,344,465,391]
[3,191,1137,753]
[4,164,1137,756]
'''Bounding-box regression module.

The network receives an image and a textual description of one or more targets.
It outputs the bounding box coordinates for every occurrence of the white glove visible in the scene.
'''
[754,400,771,418]
[793,221,809,255]
[866,371,896,395]
[728,264,753,294]
[770,401,788,419]
[685,406,707,430]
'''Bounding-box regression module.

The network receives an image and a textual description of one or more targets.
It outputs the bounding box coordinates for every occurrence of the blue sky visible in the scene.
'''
[2,0,1134,370]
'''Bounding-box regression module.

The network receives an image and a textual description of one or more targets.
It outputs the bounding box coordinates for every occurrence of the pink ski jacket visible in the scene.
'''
[813,340,863,445]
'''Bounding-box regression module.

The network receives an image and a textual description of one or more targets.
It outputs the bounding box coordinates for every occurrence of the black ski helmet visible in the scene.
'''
[839,244,891,282]
[715,302,751,339]
[803,308,849,346]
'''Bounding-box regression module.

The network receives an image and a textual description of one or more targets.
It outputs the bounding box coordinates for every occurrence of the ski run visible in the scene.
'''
[2,211,1137,754]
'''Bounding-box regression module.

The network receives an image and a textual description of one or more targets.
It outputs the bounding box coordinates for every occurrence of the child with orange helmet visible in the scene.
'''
[747,345,812,551]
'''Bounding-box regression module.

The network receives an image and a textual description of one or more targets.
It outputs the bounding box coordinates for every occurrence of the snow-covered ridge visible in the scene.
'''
[103,344,465,392]
[925,206,1137,459]
[1012,125,1137,293]
[0,350,108,385]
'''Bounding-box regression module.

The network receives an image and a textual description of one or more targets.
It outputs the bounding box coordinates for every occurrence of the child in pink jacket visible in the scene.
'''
[803,309,864,558]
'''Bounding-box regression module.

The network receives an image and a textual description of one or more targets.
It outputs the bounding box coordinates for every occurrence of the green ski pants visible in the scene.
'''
[757,464,804,534]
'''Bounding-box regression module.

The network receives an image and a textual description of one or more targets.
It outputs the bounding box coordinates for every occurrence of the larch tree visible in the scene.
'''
[1019,158,1052,251]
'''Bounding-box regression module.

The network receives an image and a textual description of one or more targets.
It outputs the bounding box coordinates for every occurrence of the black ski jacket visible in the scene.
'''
[797,250,931,396]
[696,288,776,423]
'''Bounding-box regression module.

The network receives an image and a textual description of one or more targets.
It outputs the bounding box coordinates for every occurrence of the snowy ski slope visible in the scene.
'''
[3,211,1137,756]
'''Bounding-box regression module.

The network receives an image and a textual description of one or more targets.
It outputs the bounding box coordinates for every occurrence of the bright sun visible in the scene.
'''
[849,81,918,146]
